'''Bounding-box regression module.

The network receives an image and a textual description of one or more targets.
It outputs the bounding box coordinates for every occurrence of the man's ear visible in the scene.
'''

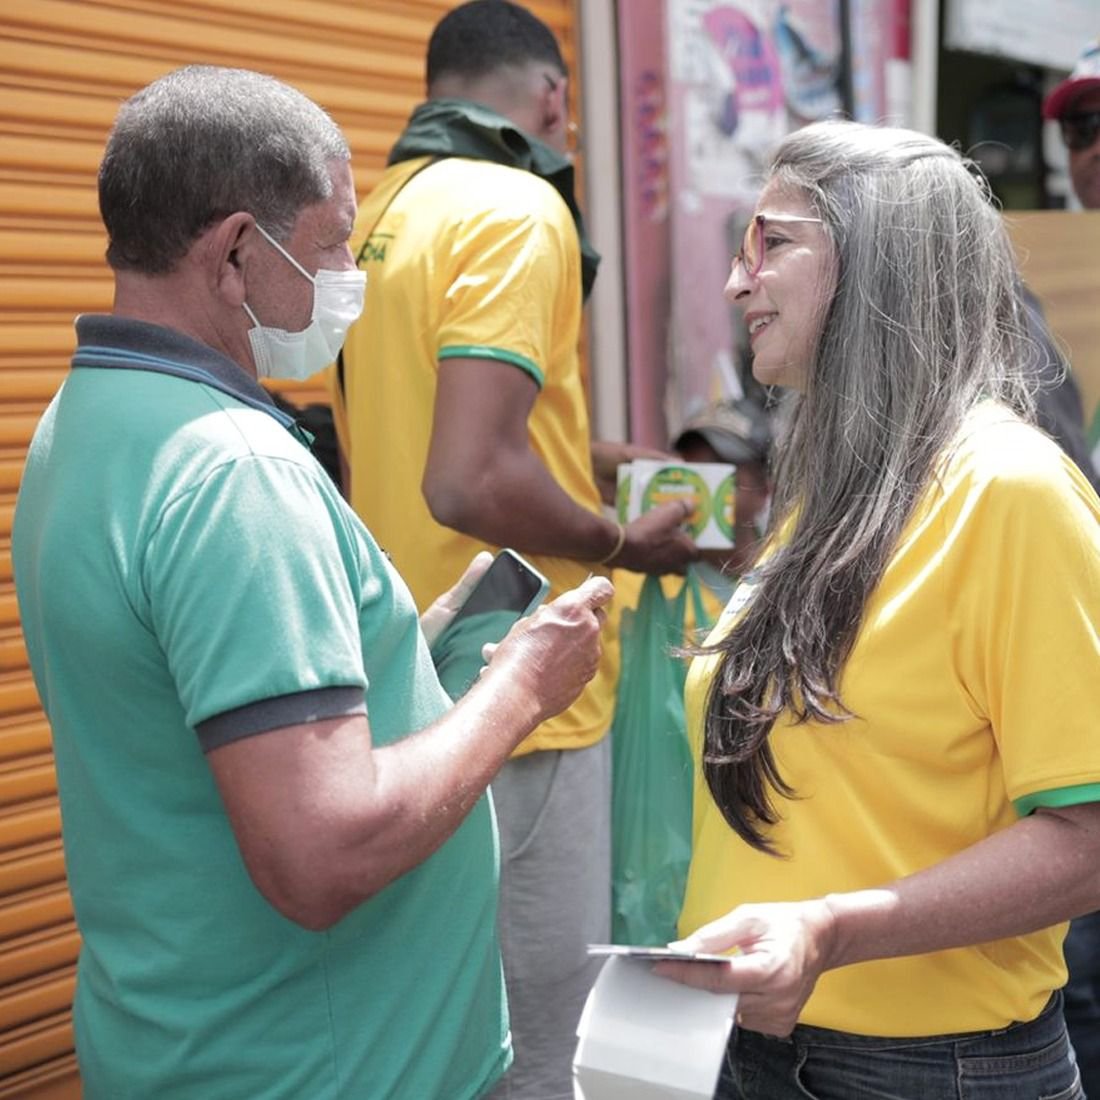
[538,73,569,150]
[207,212,255,308]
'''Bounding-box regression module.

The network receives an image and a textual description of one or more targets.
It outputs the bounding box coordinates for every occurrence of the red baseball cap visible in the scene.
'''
[1043,40,1100,120]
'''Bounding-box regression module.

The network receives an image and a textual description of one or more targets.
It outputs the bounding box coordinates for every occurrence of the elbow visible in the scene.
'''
[423,471,489,535]
[256,878,356,932]
[270,892,350,932]
[246,856,382,932]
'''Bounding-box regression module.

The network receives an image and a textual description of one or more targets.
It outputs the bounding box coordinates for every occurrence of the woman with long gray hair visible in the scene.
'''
[657,120,1100,1099]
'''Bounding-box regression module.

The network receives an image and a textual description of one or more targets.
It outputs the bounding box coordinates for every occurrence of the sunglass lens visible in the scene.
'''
[1063,113,1100,151]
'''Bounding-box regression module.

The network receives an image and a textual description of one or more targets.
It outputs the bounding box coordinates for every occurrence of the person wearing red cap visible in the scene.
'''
[1044,40,1100,210]
[1042,40,1100,1100]
[1004,41,1100,496]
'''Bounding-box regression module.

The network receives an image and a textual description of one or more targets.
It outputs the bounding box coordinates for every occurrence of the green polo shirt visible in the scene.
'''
[13,316,508,1099]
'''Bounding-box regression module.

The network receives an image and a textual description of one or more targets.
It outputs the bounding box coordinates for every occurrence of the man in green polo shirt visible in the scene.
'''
[12,65,611,1100]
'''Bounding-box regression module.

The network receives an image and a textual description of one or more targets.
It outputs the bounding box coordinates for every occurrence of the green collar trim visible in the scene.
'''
[389,98,600,302]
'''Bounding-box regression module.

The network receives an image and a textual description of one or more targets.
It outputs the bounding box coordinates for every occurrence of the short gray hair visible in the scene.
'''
[99,65,350,274]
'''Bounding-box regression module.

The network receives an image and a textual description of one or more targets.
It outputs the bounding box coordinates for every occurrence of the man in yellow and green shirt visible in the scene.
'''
[332,4,698,1095]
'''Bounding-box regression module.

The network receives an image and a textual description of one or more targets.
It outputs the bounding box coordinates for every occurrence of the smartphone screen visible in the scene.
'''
[430,550,549,700]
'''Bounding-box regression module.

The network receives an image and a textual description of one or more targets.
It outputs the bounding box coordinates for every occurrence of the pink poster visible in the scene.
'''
[664,0,844,430]
[619,0,902,440]
[618,0,674,447]
[849,0,911,124]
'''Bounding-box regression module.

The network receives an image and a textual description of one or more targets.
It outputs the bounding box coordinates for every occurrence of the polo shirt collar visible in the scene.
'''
[70,315,315,446]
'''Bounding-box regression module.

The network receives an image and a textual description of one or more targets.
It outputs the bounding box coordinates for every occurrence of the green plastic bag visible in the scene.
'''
[611,569,713,945]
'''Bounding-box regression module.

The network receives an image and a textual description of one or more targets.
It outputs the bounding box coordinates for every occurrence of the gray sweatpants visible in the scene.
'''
[484,735,612,1100]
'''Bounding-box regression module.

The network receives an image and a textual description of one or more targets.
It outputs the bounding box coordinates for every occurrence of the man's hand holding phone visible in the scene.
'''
[429,549,551,700]
[481,571,614,727]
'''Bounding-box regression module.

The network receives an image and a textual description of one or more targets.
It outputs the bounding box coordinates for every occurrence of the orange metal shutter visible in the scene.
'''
[0,2,582,1095]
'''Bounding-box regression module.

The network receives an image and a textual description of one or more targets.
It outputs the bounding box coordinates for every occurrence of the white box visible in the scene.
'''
[573,955,738,1100]
[623,459,738,550]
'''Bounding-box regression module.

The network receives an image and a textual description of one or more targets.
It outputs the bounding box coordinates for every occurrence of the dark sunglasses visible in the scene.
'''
[732,213,823,278]
[1060,111,1100,152]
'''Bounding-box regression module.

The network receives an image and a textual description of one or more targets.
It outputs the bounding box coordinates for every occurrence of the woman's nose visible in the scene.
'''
[724,259,752,303]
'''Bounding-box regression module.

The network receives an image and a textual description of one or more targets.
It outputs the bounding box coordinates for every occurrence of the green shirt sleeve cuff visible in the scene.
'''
[1014,781,1100,817]
[439,345,544,388]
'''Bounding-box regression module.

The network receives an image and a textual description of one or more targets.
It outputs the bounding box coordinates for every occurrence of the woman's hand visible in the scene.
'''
[654,899,837,1038]
[656,803,1100,1038]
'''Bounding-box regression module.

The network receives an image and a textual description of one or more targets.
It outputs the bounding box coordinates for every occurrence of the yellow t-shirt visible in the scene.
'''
[680,404,1100,1035]
[334,157,614,754]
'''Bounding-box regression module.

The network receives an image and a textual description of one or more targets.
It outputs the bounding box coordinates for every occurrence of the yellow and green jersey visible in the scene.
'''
[681,402,1100,1036]
[335,156,615,754]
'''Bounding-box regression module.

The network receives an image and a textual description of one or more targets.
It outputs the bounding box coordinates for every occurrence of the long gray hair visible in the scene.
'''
[99,65,349,274]
[702,120,1036,852]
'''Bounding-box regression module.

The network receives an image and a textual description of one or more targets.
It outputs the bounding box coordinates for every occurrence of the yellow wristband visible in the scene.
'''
[598,522,626,565]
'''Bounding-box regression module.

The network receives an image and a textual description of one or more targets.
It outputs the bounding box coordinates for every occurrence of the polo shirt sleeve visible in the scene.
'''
[436,203,574,389]
[953,449,1100,813]
[141,454,368,743]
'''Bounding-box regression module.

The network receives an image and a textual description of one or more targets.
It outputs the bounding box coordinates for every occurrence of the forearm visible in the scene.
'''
[227,685,538,930]
[328,671,546,906]
[821,805,1100,972]
[663,803,1100,1034]
[423,361,696,572]
[223,581,610,929]
[426,447,618,562]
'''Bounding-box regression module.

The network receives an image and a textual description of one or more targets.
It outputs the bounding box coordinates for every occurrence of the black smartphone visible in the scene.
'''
[429,549,550,700]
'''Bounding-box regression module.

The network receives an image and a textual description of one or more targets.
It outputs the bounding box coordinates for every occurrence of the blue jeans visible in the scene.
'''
[1065,912,1100,1100]
[714,991,1082,1100]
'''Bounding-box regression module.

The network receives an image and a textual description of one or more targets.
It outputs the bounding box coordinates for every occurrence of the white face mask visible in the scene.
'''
[243,223,366,382]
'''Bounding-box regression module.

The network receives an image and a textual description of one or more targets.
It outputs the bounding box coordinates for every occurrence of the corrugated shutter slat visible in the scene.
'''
[0,2,580,1095]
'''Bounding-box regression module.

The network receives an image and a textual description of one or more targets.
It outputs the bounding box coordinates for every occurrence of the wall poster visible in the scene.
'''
[619,0,906,443]
[664,0,842,433]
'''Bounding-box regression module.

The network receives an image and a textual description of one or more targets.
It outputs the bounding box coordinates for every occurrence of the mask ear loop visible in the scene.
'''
[253,223,315,284]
